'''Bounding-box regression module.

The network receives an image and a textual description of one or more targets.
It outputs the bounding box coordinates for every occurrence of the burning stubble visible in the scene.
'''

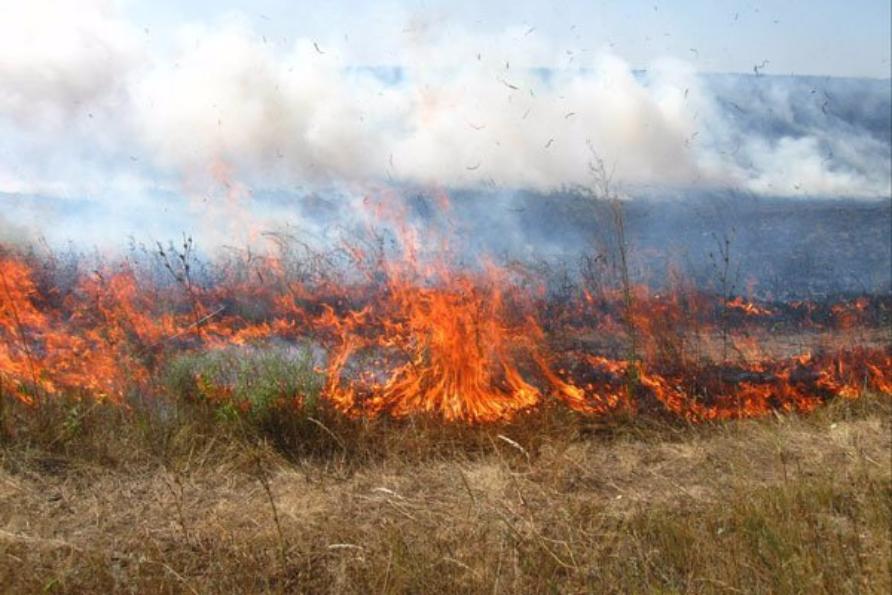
[1,190,889,424]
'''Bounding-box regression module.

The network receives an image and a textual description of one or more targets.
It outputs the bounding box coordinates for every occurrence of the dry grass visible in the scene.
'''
[0,394,889,594]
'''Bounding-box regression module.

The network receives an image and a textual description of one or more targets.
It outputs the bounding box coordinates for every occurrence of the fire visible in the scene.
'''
[318,271,544,421]
[726,296,774,317]
[0,256,45,405]
[0,198,889,424]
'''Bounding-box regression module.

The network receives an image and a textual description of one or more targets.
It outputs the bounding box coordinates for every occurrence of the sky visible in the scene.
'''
[125,0,892,78]
[0,0,890,248]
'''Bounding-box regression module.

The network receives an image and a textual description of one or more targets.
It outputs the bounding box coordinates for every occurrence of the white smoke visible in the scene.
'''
[126,23,710,191]
[0,0,889,206]
[0,0,139,127]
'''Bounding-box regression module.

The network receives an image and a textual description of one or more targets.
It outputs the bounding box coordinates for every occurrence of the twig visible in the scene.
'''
[497,434,530,464]
[307,416,346,451]
[255,457,289,567]
[144,305,226,351]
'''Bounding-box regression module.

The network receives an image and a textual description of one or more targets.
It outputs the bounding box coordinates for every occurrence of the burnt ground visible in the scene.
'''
[448,192,892,300]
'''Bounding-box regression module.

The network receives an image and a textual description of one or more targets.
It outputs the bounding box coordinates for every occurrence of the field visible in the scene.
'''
[2,199,890,593]
[1,391,889,593]
[3,1,891,592]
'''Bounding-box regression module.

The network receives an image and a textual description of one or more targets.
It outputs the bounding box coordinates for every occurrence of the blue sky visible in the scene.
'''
[125,0,892,78]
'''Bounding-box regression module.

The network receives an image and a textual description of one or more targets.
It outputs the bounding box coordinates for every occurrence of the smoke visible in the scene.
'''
[0,1,889,214]
[126,24,717,192]
[0,214,29,246]
[0,0,139,127]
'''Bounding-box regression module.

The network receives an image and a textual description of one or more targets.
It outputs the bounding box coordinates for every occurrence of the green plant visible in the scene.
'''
[161,344,330,454]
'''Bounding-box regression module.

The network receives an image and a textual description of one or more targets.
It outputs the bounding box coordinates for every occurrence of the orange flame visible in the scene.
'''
[0,192,889,424]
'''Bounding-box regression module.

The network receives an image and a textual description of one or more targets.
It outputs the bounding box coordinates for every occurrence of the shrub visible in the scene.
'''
[163,343,324,427]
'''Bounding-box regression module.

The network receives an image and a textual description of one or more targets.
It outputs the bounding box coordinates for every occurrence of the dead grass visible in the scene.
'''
[0,393,889,594]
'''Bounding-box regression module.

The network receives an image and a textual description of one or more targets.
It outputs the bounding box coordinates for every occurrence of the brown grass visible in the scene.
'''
[0,394,889,594]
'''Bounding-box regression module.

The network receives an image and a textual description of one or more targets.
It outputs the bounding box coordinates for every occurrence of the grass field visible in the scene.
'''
[1,391,889,594]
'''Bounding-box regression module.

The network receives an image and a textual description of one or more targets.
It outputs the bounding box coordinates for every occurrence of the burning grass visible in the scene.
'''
[1,232,889,429]
[0,196,890,592]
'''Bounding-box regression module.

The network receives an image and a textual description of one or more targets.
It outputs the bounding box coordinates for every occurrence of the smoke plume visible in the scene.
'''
[0,0,889,255]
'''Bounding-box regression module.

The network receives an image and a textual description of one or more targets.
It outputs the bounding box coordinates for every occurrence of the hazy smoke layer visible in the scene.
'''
[1,1,890,205]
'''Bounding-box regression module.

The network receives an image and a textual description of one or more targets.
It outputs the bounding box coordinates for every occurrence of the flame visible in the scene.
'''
[0,195,889,424]
[0,256,45,404]
[726,296,774,317]
[318,272,544,422]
